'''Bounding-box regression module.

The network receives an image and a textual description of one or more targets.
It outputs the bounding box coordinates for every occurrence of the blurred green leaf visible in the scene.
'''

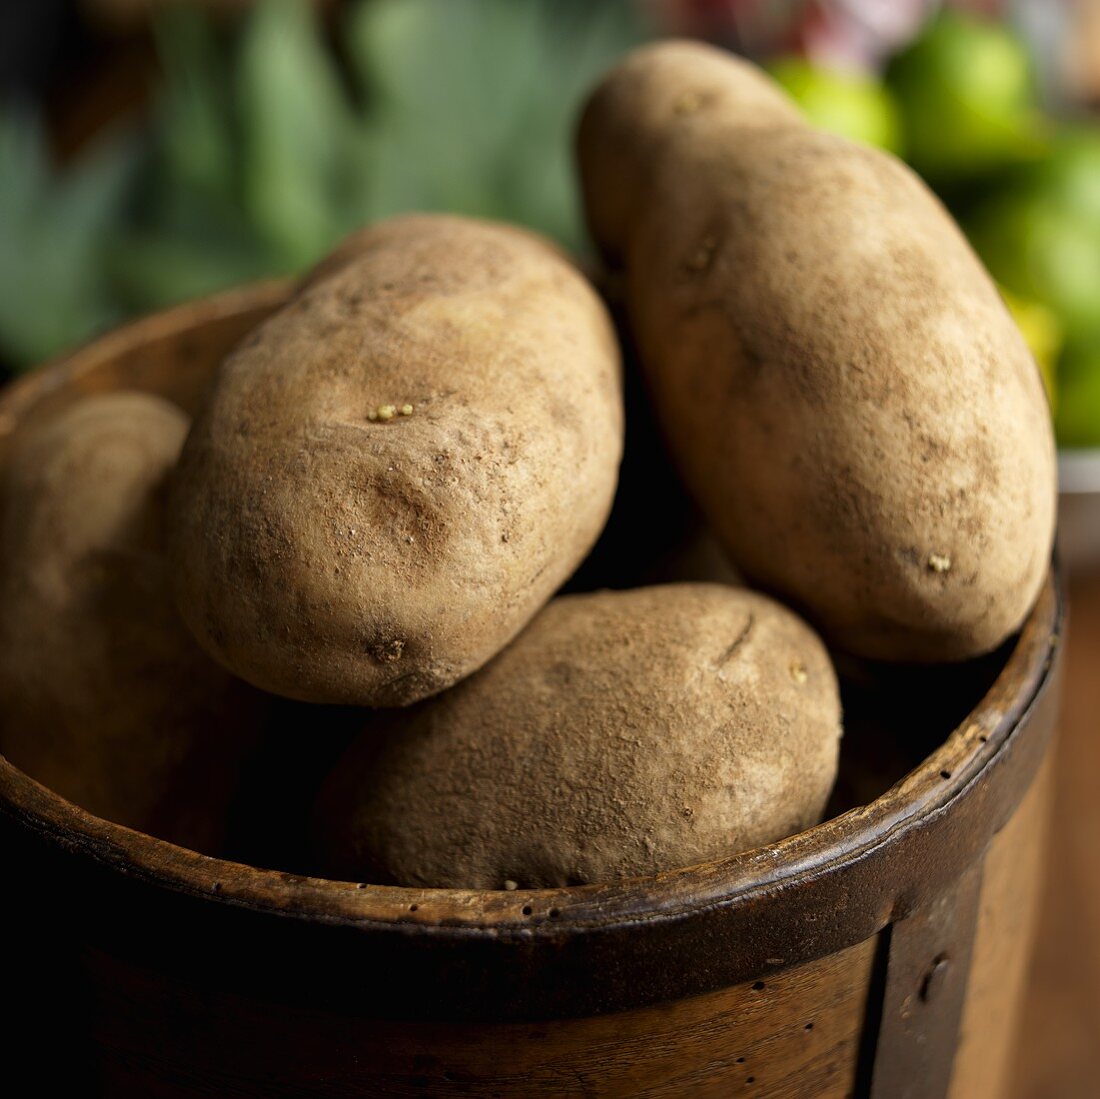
[345,0,646,249]
[113,6,275,314]
[152,7,238,213]
[0,102,49,222]
[237,0,364,268]
[0,0,647,371]
[106,230,278,310]
[0,106,138,369]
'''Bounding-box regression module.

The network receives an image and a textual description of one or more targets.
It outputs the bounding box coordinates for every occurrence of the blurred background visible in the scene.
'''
[2,0,1099,453]
[0,1,1097,1095]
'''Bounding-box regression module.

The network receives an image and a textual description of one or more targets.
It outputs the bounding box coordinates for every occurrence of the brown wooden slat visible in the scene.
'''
[870,863,984,1099]
[949,754,1053,1099]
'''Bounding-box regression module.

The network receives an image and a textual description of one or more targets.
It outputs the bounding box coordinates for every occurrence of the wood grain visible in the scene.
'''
[1010,573,1100,1099]
[87,938,875,1099]
[951,754,1053,1099]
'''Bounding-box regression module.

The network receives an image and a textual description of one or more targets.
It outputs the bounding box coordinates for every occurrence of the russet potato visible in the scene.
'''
[0,393,266,853]
[314,584,841,889]
[169,214,623,706]
[577,41,1056,662]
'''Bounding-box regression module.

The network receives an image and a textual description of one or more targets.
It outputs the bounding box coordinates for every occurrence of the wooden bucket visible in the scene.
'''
[0,285,1064,1099]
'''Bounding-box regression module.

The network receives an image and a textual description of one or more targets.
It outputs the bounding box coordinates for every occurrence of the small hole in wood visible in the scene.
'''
[522,905,533,916]
[212,882,222,893]
[979,734,988,743]
[940,770,952,780]
[409,904,418,912]
[549,907,561,918]
[746,1077,756,1085]
[804,1022,814,1031]
[921,954,952,1002]
[736,1057,745,1064]
[752,981,765,992]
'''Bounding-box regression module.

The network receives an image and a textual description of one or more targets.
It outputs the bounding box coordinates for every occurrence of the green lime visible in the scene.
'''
[886,9,1044,181]
[1007,127,1100,230]
[966,189,1100,343]
[768,57,903,154]
[1055,339,1100,448]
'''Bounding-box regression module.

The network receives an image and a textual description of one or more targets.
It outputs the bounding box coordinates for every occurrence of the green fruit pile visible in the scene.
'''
[774,10,1100,450]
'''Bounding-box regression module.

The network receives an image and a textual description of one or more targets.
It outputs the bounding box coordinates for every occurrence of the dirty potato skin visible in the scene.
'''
[577,42,1056,663]
[0,393,266,854]
[314,584,841,889]
[169,214,623,707]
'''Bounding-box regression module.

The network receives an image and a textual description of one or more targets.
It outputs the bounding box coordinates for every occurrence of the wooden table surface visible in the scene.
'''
[1010,571,1100,1099]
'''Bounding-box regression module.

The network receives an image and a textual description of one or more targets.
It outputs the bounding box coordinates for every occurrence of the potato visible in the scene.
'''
[0,393,266,854]
[169,214,623,707]
[577,41,1056,662]
[314,584,841,889]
